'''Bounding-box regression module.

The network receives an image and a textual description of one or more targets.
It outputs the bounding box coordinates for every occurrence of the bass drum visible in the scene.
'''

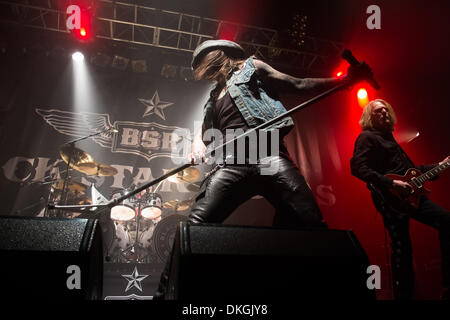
[152,213,188,263]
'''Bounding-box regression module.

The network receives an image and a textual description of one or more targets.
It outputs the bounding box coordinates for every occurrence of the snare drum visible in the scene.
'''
[110,190,136,221]
[141,193,162,220]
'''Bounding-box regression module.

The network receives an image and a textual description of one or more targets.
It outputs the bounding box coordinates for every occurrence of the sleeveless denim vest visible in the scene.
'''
[201,57,294,139]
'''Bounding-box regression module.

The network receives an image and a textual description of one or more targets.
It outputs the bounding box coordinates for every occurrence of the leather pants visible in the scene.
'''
[154,155,326,299]
[189,154,327,229]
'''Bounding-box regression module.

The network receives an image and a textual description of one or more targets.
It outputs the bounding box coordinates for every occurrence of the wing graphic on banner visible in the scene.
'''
[35,108,114,148]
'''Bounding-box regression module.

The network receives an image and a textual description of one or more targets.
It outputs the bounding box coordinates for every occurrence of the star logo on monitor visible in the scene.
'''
[122,266,149,292]
[139,91,174,120]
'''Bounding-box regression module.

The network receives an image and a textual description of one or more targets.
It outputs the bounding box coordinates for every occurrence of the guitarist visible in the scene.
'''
[350,98,450,300]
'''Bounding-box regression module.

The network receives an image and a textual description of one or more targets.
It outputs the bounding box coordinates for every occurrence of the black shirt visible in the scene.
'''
[213,91,249,134]
[350,129,436,187]
[211,91,289,160]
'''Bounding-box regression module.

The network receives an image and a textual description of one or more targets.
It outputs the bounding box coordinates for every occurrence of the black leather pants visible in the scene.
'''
[374,195,450,299]
[154,155,326,299]
[189,154,327,229]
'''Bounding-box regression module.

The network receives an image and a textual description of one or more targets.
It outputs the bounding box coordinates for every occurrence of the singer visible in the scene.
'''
[185,39,372,227]
[154,39,372,299]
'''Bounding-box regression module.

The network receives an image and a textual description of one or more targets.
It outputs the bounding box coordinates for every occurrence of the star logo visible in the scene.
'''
[139,91,174,120]
[122,267,149,292]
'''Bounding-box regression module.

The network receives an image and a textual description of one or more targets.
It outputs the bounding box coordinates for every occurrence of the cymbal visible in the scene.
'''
[76,162,118,176]
[59,145,117,176]
[162,198,194,212]
[50,180,92,205]
[59,145,94,169]
[52,180,87,194]
[167,167,200,184]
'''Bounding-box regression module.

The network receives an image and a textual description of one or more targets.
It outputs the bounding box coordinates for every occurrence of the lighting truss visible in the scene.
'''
[0,0,345,72]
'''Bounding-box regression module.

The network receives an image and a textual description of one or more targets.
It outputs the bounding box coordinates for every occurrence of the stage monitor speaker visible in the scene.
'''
[0,216,103,299]
[166,223,375,300]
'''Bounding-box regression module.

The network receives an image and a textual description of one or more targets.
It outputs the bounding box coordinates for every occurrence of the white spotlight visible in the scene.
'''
[72,51,84,62]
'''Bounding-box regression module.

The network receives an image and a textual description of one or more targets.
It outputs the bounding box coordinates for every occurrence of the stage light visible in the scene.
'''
[131,59,148,73]
[161,64,178,79]
[407,132,420,143]
[357,88,369,108]
[90,52,111,68]
[398,131,420,143]
[72,50,100,114]
[336,71,343,77]
[357,88,368,100]
[112,55,129,71]
[72,51,84,62]
[66,4,93,41]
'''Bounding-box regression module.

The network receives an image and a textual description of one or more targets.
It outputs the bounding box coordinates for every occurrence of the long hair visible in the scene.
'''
[193,49,245,83]
[359,99,397,131]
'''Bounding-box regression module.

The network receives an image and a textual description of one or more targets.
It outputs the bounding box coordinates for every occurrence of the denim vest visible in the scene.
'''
[201,57,294,139]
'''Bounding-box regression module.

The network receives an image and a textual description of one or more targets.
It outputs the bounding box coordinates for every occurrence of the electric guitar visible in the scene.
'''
[383,159,450,210]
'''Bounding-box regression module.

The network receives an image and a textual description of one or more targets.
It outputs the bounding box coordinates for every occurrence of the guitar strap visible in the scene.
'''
[393,136,416,168]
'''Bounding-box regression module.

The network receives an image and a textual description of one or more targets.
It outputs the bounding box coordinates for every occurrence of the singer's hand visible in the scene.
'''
[188,140,207,164]
[346,62,373,85]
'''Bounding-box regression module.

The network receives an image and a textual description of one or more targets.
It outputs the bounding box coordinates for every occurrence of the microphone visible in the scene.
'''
[342,49,380,90]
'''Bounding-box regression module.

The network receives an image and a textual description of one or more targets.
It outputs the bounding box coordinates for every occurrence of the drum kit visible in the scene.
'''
[45,144,201,263]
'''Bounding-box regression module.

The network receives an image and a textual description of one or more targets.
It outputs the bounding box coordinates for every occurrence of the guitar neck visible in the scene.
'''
[415,160,450,185]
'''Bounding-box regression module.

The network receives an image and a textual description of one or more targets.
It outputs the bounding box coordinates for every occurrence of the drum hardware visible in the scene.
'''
[110,189,136,222]
[75,162,118,176]
[186,181,202,192]
[162,198,194,212]
[119,199,150,263]
[51,179,88,194]
[106,184,163,263]
[60,145,118,177]
[141,192,163,219]
[44,179,91,218]
[49,163,196,215]
[59,145,95,173]
[56,126,117,216]
[21,169,71,187]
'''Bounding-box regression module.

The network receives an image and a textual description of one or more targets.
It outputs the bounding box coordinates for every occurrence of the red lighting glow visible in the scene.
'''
[66,4,93,41]
[357,88,368,99]
[357,88,369,108]
[336,71,343,77]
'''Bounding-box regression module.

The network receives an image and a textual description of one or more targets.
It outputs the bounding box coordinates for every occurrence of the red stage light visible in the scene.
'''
[66,4,93,41]
[357,88,368,99]
[336,71,343,77]
[357,88,369,107]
